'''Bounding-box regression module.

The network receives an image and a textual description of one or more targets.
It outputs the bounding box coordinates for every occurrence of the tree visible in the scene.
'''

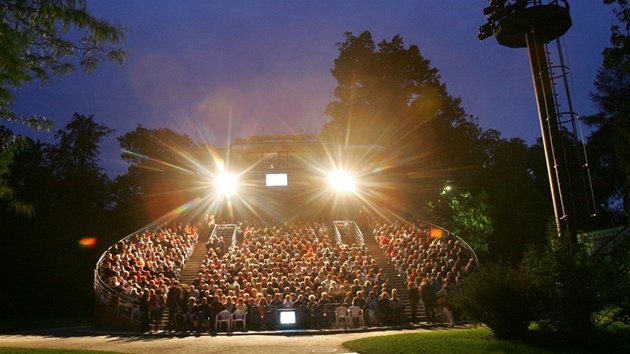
[427,190,493,261]
[46,113,114,217]
[323,31,487,209]
[584,0,630,217]
[480,137,551,263]
[521,227,599,337]
[114,126,197,227]
[0,113,117,319]
[0,0,126,212]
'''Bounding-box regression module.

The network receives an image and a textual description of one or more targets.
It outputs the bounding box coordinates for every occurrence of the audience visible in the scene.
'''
[97,216,476,331]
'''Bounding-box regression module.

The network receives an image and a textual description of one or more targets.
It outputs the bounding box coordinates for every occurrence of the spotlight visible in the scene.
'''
[478,22,495,41]
[328,170,356,192]
[215,171,238,196]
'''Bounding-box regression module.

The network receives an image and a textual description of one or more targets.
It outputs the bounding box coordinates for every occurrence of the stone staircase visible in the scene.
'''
[334,220,426,323]
[361,228,425,323]
[158,224,237,329]
[179,224,236,284]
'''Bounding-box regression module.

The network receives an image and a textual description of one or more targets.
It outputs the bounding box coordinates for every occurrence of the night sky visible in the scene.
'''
[7,1,614,177]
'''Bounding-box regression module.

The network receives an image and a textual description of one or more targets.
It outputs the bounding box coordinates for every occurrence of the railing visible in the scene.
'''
[333,221,343,245]
[367,216,479,277]
[580,225,630,258]
[93,222,198,324]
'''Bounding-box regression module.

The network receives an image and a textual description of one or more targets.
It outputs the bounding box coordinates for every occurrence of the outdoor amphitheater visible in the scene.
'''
[93,134,478,334]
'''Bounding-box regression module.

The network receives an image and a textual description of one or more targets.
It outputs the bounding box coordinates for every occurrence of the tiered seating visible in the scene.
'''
[94,216,477,331]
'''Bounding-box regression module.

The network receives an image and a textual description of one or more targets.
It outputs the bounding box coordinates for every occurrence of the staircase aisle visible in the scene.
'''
[179,224,236,285]
[179,236,211,285]
[361,227,426,323]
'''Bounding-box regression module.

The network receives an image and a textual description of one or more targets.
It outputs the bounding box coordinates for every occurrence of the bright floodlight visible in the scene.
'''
[328,170,355,192]
[215,172,238,196]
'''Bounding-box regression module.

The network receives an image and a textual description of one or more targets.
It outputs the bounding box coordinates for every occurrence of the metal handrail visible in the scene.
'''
[93,222,198,323]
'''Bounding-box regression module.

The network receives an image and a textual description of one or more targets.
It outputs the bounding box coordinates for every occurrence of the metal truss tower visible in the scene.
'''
[478,1,596,238]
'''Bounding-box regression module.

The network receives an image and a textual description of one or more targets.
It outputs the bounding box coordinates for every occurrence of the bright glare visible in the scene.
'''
[215,172,238,196]
[328,170,355,192]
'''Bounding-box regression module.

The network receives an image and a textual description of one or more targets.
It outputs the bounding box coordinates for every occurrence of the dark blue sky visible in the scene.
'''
[7,1,614,176]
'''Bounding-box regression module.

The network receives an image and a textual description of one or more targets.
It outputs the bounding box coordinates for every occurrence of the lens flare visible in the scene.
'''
[79,237,97,249]
[430,228,443,238]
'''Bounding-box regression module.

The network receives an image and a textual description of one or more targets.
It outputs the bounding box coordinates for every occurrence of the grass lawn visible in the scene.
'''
[343,327,630,354]
[0,318,90,334]
[0,350,123,354]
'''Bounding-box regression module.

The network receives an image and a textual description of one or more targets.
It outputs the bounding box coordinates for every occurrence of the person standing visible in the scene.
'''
[408,281,420,323]
[420,279,437,324]
[166,281,182,330]
[149,289,166,331]
[139,289,151,333]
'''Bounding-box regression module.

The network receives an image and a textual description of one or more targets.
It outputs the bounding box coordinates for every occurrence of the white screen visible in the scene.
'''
[279,310,297,325]
[266,173,288,187]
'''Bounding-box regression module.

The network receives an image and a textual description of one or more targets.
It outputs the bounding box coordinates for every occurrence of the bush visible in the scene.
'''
[453,262,534,339]
[520,233,597,337]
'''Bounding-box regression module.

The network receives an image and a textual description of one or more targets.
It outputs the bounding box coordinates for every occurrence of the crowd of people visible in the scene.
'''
[172,219,397,331]
[96,221,199,330]
[372,220,477,326]
[96,216,476,332]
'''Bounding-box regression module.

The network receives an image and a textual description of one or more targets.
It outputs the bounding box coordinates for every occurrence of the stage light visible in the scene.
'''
[215,171,238,196]
[328,170,356,192]
[478,22,495,41]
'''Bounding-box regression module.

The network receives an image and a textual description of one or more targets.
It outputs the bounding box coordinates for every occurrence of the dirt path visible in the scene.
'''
[0,326,455,354]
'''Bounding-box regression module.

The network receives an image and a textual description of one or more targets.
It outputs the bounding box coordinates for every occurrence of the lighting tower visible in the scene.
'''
[478,0,595,239]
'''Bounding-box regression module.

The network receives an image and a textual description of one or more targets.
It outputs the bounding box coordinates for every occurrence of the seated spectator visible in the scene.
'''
[283,294,294,308]
[182,297,198,331]
[365,291,380,325]
[341,291,354,308]
[196,297,213,331]
[378,292,391,324]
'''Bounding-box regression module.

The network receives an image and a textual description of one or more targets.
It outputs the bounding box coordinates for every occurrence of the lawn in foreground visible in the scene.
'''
[0,350,122,354]
[342,327,630,354]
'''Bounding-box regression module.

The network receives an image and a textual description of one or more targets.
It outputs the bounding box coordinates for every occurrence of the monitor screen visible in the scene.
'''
[266,173,288,187]
[279,310,297,325]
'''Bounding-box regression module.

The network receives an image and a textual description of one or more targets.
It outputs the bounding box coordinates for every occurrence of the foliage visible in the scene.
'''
[584,0,630,217]
[603,0,630,73]
[0,0,126,112]
[0,0,126,213]
[427,190,492,260]
[482,137,551,263]
[520,227,599,337]
[113,126,197,227]
[46,113,114,214]
[0,113,115,319]
[593,234,630,331]
[0,126,34,214]
[322,31,485,203]
[453,262,534,339]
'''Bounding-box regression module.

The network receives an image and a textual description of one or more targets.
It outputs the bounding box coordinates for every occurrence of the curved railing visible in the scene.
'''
[417,219,480,276]
[93,222,198,325]
[369,217,479,277]
[95,214,478,328]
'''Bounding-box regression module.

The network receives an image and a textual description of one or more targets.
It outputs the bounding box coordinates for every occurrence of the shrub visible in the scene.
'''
[453,262,534,339]
[520,233,597,337]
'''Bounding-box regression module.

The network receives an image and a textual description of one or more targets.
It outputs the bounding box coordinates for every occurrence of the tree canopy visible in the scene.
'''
[323,31,486,206]
[0,0,126,213]
[583,0,630,221]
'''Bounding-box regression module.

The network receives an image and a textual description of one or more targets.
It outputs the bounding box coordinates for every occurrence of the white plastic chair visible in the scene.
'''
[348,306,365,327]
[231,309,247,331]
[335,306,349,329]
[215,310,232,332]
